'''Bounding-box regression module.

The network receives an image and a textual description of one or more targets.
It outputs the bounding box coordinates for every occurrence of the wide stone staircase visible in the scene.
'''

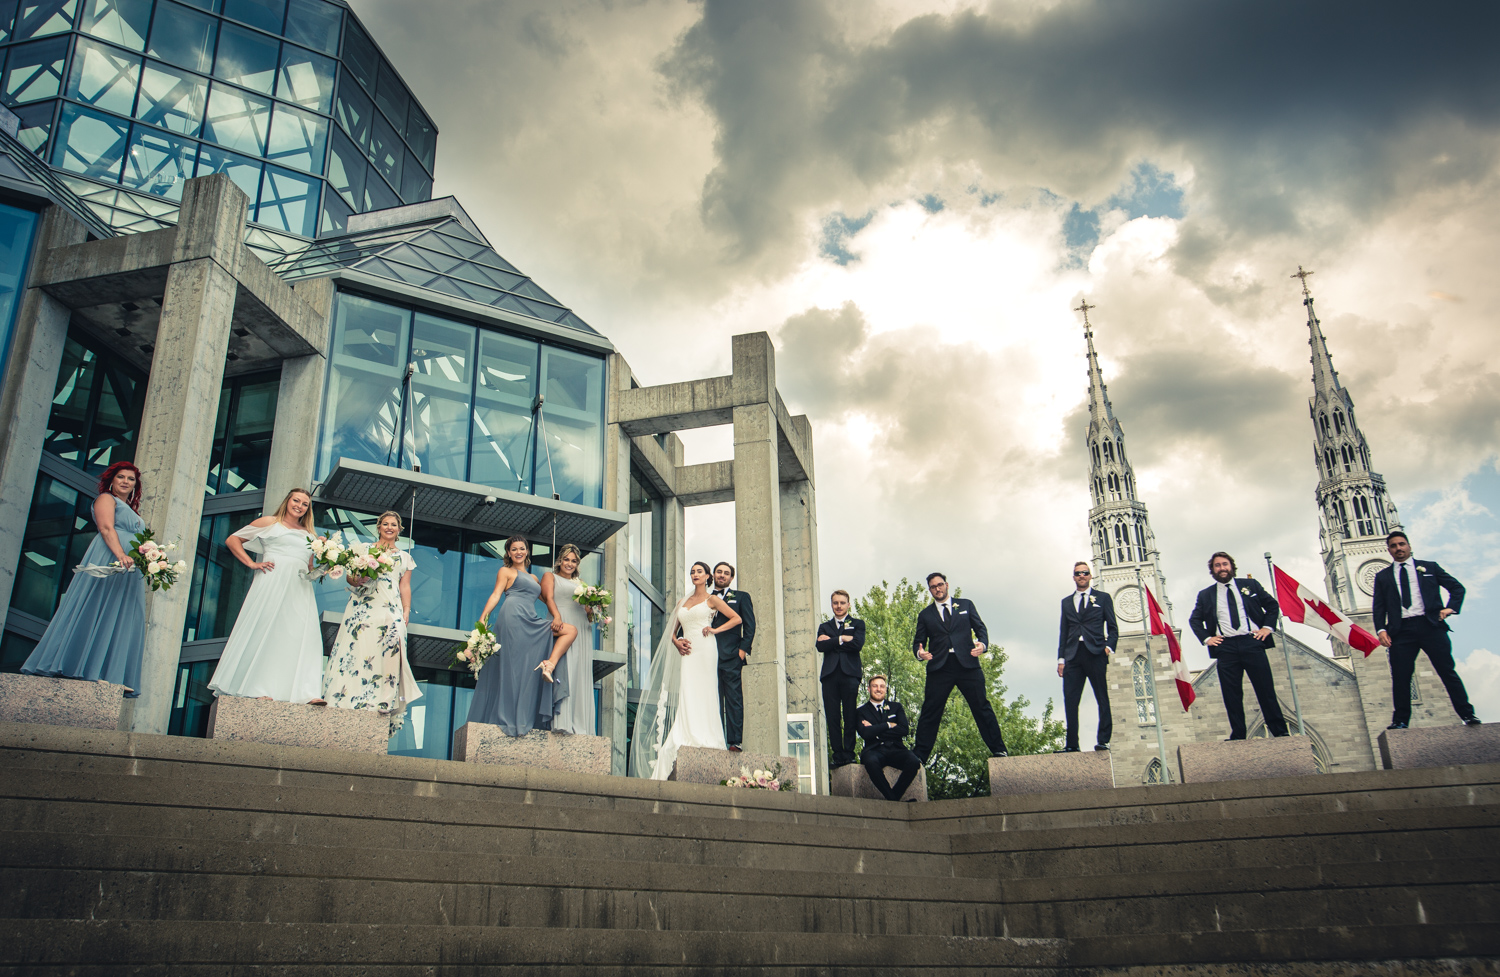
[0,722,1496,975]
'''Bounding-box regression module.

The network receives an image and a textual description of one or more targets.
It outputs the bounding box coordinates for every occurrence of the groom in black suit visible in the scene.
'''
[1372,530,1478,729]
[1187,551,1288,740]
[817,588,865,768]
[910,572,1008,763]
[711,562,756,751]
[1057,562,1118,752]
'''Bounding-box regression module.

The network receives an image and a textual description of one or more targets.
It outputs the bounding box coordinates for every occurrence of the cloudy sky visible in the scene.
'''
[354,0,1500,720]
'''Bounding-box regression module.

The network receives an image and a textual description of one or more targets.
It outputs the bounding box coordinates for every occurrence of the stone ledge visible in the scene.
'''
[206,696,389,754]
[1177,735,1319,783]
[1380,723,1500,770]
[988,750,1114,797]
[0,674,126,730]
[669,746,799,791]
[830,762,927,802]
[452,723,610,776]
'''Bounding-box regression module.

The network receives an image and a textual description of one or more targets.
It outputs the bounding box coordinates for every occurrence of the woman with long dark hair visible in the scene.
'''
[466,536,578,736]
[21,461,148,694]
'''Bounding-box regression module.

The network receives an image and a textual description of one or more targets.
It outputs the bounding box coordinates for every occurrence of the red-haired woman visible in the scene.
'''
[21,461,148,695]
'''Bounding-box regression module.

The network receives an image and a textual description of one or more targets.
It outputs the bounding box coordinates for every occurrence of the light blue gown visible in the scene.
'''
[21,495,146,695]
[467,570,566,736]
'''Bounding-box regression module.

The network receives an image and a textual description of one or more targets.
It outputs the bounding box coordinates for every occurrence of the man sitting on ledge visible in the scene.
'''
[856,675,922,802]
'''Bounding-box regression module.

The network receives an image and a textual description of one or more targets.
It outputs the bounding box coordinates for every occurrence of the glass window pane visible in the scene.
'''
[213,22,278,94]
[181,508,260,640]
[51,102,129,182]
[316,293,410,479]
[340,19,377,92]
[276,41,334,113]
[399,148,430,202]
[408,524,460,629]
[121,124,195,200]
[470,330,537,492]
[362,167,397,213]
[147,0,217,74]
[217,374,278,492]
[405,101,434,172]
[0,201,38,392]
[404,313,473,480]
[10,474,90,619]
[538,347,603,506]
[325,124,363,209]
[372,59,406,134]
[14,0,76,39]
[11,99,54,154]
[204,81,270,155]
[367,108,400,187]
[318,187,349,235]
[284,0,339,56]
[223,0,283,33]
[134,61,207,136]
[3,37,67,105]
[176,0,218,10]
[460,533,507,627]
[265,99,325,173]
[0,0,16,43]
[65,37,141,115]
[255,163,318,236]
[78,0,149,50]
[332,67,370,150]
[193,142,261,200]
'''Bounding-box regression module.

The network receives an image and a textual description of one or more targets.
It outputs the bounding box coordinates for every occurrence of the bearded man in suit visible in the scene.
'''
[1372,530,1479,729]
[856,675,922,802]
[710,562,756,751]
[1188,551,1288,740]
[910,572,1008,763]
[1057,561,1118,752]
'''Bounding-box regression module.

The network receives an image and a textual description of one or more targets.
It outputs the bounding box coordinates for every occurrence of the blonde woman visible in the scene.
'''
[324,511,422,733]
[547,543,595,734]
[208,489,325,703]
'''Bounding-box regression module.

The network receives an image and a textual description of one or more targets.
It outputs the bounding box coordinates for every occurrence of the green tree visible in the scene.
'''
[851,578,1064,799]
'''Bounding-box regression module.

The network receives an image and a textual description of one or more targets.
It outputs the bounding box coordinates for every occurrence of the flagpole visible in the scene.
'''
[1134,564,1171,783]
[1264,552,1304,734]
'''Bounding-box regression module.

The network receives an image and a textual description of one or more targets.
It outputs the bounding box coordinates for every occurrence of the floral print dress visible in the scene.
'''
[324,549,422,734]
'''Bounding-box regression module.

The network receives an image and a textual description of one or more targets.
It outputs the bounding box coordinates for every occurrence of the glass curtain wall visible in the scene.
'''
[41,327,144,474]
[0,200,39,388]
[316,290,607,508]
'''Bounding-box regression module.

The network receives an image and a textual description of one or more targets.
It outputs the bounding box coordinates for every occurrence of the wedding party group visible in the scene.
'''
[18,465,602,739]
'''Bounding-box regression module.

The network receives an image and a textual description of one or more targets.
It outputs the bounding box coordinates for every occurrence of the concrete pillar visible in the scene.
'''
[131,175,247,733]
[262,278,333,509]
[779,470,824,791]
[599,352,633,774]
[733,405,787,756]
[0,206,90,628]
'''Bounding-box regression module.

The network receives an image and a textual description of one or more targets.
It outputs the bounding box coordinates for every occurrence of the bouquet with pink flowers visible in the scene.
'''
[307,531,350,581]
[75,529,186,591]
[306,533,397,586]
[450,621,499,674]
[721,762,794,791]
[570,582,614,638]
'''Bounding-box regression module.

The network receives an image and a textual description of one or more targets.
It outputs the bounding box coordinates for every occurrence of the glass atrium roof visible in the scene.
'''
[268,214,596,335]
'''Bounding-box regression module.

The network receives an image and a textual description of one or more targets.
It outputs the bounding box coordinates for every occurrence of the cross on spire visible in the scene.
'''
[1292,265,1315,298]
[1074,299,1097,326]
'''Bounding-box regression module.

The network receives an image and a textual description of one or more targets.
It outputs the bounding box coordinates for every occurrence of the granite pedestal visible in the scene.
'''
[0,674,127,730]
[669,746,799,791]
[1379,723,1500,770]
[206,696,390,754]
[452,723,610,776]
[988,750,1114,797]
[829,762,927,802]
[1177,734,1319,783]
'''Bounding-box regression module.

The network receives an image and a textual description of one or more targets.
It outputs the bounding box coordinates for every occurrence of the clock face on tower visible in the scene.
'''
[1113,586,1144,623]
[1357,559,1389,596]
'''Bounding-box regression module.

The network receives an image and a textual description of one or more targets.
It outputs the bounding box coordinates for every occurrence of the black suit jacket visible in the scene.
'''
[1188,577,1279,655]
[711,588,756,664]
[912,598,988,671]
[855,699,910,749]
[817,616,865,679]
[1372,559,1464,636]
[1057,589,1120,661]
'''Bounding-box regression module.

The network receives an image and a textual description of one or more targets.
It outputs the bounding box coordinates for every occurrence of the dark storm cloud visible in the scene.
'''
[662,0,1500,260]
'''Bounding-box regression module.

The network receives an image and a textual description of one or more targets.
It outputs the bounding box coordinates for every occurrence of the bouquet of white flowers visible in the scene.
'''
[450,621,499,674]
[343,539,398,587]
[571,583,614,638]
[721,763,794,791]
[307,531,350,581]
[75,529,187,591]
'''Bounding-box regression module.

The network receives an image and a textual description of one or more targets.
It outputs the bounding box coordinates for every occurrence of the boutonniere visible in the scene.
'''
[1087,595,1097,606]
[1239,587,1251,596]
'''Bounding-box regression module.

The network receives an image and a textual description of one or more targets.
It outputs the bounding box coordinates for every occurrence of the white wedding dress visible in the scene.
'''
[637,598,727,780]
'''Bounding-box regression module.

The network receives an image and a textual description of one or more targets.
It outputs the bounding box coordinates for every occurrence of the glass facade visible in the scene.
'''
[180,505,260,641]
[8,471,96,621]
[42,327,144,474]
[316,290,607,507]
[0,0,436,240]
[0,199,39,387]
[205,369,277,494]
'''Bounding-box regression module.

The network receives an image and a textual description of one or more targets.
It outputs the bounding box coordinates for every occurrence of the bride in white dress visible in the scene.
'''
[630,561,742,780]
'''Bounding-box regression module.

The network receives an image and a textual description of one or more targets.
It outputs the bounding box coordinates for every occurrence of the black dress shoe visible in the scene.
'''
[1386,722,1408,730]
[1464,716,1483,726]
[992,751,1009,759]
[1054,746,1081,754]
[727,745,742,752]
[1094,744,1110,751]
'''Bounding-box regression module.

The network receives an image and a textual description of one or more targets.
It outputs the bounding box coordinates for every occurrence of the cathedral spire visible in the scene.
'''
[1078,299,1113,429]
[1296,267,1401,616]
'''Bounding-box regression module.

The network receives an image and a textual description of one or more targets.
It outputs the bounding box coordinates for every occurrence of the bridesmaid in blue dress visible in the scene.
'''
[21,461,147,695]
[467,536,578,736]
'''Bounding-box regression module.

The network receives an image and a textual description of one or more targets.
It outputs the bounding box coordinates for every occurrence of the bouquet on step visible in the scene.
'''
[75,529,187,591]
[721,762,794,791]
[571,583,614,639]
[451,621,499,674]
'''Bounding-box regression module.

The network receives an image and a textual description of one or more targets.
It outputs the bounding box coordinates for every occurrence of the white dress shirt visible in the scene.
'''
[1216,581,1254,637]
[1397,560,1427,619]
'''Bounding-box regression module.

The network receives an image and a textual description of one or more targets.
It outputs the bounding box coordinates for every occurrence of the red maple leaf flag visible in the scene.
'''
[1272,564,1381,657]
[1145,585,1195,711]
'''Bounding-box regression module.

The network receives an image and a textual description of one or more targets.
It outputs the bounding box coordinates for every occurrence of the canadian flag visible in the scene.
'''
[1145,585,1195,711]
[1272,564,1381,657]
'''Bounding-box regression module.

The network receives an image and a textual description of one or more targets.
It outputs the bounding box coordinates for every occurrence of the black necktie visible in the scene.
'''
[1226,584,1240,630]
[939,603,948,622]
[1399,564,1412,609]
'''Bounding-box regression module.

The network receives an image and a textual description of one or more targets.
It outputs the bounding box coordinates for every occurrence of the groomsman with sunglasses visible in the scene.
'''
[1057,561,1117,752]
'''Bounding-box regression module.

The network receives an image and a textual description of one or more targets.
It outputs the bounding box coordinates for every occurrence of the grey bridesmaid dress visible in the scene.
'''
[467,570,566,735]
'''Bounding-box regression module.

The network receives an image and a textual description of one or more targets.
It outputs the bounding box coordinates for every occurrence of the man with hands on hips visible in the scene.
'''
[1187,551,1288,741]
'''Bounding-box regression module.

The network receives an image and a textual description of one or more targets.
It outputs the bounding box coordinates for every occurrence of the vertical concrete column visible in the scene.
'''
[599,352,633,773]
[0,207,90,628]
[779,471,824,790]
[262,278,333,509]
[733,411,787,757]
[131,175,247,733]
